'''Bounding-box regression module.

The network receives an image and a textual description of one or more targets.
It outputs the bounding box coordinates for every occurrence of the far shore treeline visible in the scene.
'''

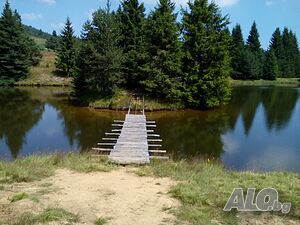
[0,0,300,109]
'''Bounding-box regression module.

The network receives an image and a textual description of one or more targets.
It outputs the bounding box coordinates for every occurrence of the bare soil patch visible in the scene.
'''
[0,168,179,225]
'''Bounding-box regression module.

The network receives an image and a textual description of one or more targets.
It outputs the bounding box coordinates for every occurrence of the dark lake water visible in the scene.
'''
[0,86,300,172]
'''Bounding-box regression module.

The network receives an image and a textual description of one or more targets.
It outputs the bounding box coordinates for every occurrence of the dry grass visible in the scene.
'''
[230,78,300,87]
[138,160,300,225]
[0,153,115,184]
[16,51,72,86]
[90,89,184,111]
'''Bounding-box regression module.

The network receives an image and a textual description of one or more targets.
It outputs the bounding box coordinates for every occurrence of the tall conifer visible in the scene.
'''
[74,0,123,97]
[56,17,77,77]
[182,0,231,108]
[118,0,146,89]
[141,0,182,99]
[231,24,246,79]
[0,1,40,82]
[246,21,263,79]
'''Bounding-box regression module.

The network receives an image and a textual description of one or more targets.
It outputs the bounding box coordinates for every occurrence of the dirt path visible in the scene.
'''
[0,168,179,225]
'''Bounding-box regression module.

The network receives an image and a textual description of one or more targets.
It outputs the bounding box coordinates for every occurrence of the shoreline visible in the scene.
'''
[0,153,299,225]
[1,77,299,112]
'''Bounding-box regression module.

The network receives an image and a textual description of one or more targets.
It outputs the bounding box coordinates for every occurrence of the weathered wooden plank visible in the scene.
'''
[92,148,112,152]
[148,144,163,147]
[148,134,160,137]
[105,133,120,136]
[150,156,169,160]
[149,150,167,154]
[98,143,116,146]
[146,121,156,124]
[147,139,162,142]
[102,138,118,141]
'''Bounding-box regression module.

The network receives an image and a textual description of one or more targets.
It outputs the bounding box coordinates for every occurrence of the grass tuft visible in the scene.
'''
[36,208,79,223]
[7,208,79,225]
[9,192,29,203]
[94,217,108,225]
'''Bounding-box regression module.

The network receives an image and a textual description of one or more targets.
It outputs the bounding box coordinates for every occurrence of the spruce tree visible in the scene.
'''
[269,28,283,75]
[118,0,146,89]
[141,0,182,100]
[0,1,40,83]
[263,50,279,80]
[56,17,77,77]
[182,0,231,108]
[231,24,246,79]
[246,21,263,79]
[74,0,123,97]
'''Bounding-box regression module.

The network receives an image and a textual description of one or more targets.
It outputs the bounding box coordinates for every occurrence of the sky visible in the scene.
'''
[2,0,300,49]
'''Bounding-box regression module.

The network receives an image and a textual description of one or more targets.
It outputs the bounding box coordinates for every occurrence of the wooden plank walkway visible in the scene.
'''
[108,114,150,164]
[93,95,169,164]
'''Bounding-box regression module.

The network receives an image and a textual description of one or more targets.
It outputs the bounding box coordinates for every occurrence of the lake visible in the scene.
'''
[0,86,299,172]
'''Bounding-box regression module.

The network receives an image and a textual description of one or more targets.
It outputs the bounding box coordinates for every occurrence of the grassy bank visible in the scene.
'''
[90,89,184,111]
[137,160,300,225]
[15,51,72,87]
[0,154,299,224]
[0,153,115,184]
[230,78,300,87]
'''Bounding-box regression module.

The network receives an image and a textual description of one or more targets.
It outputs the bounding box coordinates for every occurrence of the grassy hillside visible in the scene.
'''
[16,51,72,86]
[30,36,47,49]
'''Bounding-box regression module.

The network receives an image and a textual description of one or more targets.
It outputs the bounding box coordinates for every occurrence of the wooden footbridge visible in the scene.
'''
[92,96,168,164]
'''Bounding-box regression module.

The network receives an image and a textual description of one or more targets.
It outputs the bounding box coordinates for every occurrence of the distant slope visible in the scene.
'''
[23,24,51,39]
[23,25,51,49]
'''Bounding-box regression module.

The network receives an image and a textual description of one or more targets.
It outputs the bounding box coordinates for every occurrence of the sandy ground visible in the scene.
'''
[0,168,179,225]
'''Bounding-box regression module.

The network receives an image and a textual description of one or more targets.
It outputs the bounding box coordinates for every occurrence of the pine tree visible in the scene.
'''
[288,31,300,77]
[247,22,261,52]
[56,17,77,77]
[0,1,40,83]
[118,0,147,89]
[231,24,246,79]
[263,50,279,80]
[182,0,231,108]
[74,0,123,97]
[141,0,182,100]
[246,22,263,79]
[246,21,263,80]
[269,28,283,75]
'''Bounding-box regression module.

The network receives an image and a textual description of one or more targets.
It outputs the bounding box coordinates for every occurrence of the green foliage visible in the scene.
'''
[141,0,183,101]
[74,1,123,97]
[263,50,279,80]
[23,25,51,39]
[231,24,246,79]
[45,30,60,51]
[118,0,147,89]
[181,0,232,108]
[55,17,77,77]
[0,1,41,83]
[232,25,300,80]
[281,28,300,77]
[245,21,264,79]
